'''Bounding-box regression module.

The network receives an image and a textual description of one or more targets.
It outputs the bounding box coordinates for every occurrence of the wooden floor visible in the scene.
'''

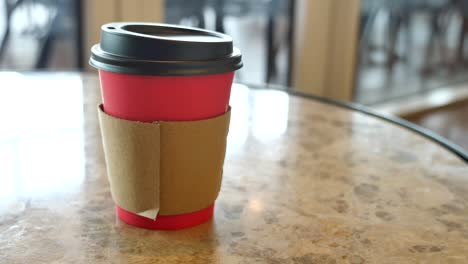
[407,101,468,151]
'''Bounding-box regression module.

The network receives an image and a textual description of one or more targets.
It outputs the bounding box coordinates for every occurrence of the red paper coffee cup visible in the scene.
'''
[90,22,242,230]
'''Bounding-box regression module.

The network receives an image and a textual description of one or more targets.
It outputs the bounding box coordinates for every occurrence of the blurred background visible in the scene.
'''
[0,0,81,70]
[357,0,468,102]
[0,0,467,149]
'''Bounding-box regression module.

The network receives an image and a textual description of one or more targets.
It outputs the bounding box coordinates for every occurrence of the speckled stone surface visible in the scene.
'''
[1,73,467,263]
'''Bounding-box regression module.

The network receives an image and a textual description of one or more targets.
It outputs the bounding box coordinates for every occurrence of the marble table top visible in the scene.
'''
[1,73,467,263]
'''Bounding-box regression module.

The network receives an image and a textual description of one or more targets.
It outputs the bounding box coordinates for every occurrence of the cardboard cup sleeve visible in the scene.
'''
[97,105,231,220]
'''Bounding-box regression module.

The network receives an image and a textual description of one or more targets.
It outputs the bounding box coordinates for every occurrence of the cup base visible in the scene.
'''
[116,204,214,230]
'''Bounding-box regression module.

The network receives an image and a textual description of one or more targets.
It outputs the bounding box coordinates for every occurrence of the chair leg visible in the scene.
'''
[0,0,26,63]
[214,0,225,33]
[35,12,59,69]
[0,25,10,61]
[266,15,275,83]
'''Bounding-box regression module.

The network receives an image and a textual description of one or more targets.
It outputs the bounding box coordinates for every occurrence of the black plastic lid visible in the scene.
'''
[89,22,243,76]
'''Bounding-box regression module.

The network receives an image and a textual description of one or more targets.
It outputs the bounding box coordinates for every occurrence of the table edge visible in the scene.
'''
[245,83,468,164]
